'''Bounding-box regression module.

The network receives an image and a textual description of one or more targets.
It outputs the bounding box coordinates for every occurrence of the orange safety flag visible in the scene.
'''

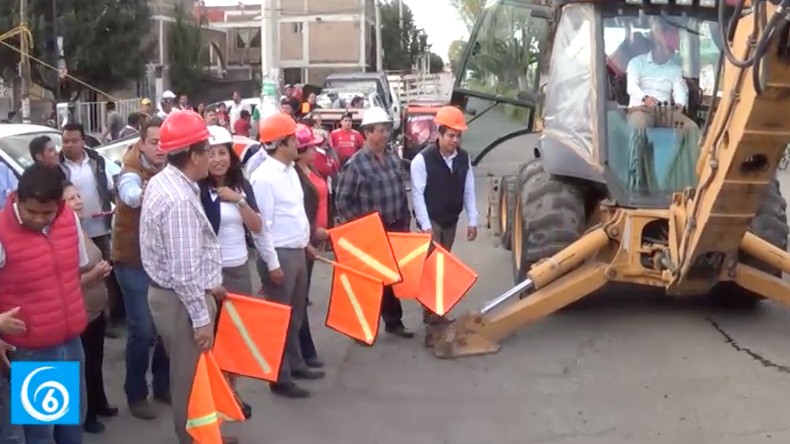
[328,212,402,285]
[324,259,384,345]
[417,243,479,316]
[213,293,291,383]
[186,352,246,444]
[389,232,432,299]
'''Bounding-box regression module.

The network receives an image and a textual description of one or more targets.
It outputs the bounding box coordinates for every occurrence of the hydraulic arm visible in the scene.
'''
[432,0,790,359]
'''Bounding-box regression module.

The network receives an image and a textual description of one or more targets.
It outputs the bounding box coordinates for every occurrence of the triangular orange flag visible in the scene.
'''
[417,243,478,316]
[324,259,384,345]
[186,352,246,444]
[213,293,291,383]
[328,212,402,285]
[389,232,432,299]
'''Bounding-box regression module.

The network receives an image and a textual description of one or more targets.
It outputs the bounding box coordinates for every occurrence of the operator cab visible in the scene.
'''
[452,0,730,209]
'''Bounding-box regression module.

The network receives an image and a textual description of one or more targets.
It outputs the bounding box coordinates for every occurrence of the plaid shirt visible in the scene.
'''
[334,144,409,225]
[140,164,222,328]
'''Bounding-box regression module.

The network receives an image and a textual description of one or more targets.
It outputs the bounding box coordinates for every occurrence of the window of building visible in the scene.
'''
[235,29,262,49]
[292,23,304,33]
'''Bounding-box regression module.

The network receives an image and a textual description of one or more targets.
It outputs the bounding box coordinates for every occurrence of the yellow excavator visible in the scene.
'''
[435,0,790,358]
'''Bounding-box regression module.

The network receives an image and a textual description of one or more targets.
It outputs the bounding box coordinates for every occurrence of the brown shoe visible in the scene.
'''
[128,400,156,420]
[423,312,455,326]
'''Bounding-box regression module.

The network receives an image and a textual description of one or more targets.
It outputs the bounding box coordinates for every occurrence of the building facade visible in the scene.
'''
[197,0,375,85]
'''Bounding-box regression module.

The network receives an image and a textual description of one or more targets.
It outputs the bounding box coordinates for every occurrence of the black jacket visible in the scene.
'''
[198,179,259,235]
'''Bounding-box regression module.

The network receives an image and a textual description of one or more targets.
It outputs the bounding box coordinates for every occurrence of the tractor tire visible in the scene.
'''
[499,175,517,251]
[710,179,789,308]
[512,158,586,285]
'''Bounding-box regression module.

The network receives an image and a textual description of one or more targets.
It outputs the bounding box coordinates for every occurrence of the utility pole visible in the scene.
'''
[20,0,31,123]
[375,1,383,71]
[260,0,279,107]
[52,0,60,103]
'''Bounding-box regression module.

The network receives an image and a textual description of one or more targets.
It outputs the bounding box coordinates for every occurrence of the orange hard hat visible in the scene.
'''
[434,106,468,131]
[159,110,210,153]
[259,112,297,144]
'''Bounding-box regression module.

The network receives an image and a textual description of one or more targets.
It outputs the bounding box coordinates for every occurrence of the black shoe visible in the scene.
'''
[83,418,105,434]
[292,368,325,380]
[305,357,324,368]
[96,405,119,417]
[269,382,310,398]
[153,391,172,405]
[385,324,414,339]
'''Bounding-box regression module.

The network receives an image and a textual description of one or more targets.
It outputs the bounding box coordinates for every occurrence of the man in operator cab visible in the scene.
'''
[625,18,697,130]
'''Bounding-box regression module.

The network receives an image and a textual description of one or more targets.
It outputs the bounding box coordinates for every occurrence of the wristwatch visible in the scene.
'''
[237,198,247,208]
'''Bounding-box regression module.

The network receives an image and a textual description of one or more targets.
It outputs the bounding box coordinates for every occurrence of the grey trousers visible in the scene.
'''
[148,287,218,444]
[256,248,309,384]
[222,263,253,296]
[430,220,457,251]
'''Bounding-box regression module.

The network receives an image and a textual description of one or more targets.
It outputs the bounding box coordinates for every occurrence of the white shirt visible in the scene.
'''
[410,149,479,231]
[250,156,310,271]
[626,52,688,109]
[61,152,116,238]
[0,203,89,269]
[216,198,249,268]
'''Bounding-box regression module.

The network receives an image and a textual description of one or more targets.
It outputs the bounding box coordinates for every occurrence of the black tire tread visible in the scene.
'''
[517,158,586,280]
[500,175,517,251]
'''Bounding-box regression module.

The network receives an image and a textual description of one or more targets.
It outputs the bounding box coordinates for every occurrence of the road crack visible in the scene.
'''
[706,317,790,374]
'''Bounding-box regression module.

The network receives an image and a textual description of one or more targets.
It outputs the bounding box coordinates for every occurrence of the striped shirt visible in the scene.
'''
[140,164,222,328]
[334,144,409,225]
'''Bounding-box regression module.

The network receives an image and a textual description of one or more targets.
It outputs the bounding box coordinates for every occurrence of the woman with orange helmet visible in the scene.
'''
[292,123,330,368]
[249,112,326,398]
[409,105,479,341]
[140,109,242,443]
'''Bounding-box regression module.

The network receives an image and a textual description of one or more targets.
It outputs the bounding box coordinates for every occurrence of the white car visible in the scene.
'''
[0,124,121,178]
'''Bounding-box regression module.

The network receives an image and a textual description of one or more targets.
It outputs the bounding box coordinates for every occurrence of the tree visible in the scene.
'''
[429,53,444,73]
[169,2,205,96]
[449,0,487,31]
[448,39,467,72]
[0,0,151,99]
[379,0,428,72]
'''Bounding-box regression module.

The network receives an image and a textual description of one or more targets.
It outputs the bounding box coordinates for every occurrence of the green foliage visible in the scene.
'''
[448,0,487,31]
[448,39,467,73]
[169,2,205,97]
[428,53,444,73]
[0,0,151,99]
[379,0,428,72]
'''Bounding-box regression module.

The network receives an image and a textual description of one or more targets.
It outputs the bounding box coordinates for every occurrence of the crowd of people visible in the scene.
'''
[0,92,479,443]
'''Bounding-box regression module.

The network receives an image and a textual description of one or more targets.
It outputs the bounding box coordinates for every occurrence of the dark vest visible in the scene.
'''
[422,144,469,229]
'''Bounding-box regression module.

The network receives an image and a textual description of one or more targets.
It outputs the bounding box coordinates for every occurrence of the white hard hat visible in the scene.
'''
[208,125,233,146]
[361,106,391,127]
[162,90,176,100]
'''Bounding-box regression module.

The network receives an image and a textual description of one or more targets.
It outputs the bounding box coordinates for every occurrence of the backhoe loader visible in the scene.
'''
[434,0,790,358]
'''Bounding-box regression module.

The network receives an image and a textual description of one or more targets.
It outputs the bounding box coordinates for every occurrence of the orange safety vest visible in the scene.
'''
[328,212,402,286]
[389,232,432,299]
[213,293,291,383]
[325,259,384,345]
[417,243,478,316]
[186,352,246,444]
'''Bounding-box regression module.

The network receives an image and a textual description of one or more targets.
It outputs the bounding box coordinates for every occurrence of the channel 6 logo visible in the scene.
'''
[10,361,80,425]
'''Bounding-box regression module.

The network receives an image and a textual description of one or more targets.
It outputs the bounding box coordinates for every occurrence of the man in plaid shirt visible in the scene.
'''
[334,107,414,339]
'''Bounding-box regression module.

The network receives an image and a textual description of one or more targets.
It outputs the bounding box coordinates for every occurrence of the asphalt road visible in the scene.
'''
[86,127,790,444]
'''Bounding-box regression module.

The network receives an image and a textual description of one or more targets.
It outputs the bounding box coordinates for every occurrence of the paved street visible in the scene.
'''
[87,132,790,444]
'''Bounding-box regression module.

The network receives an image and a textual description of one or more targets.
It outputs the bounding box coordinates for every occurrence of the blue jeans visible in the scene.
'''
[0,336,86,444]
[115,264,170,404]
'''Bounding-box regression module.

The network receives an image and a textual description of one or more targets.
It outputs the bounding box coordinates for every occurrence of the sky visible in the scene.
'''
[201,0,468,62]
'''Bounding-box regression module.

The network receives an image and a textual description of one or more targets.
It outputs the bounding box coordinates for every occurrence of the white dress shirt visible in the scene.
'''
[410,148,479,231]
[626,52,688,109]
[250,156,310,271]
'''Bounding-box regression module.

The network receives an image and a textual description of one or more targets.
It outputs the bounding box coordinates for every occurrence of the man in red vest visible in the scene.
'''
[0,163,90,443]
